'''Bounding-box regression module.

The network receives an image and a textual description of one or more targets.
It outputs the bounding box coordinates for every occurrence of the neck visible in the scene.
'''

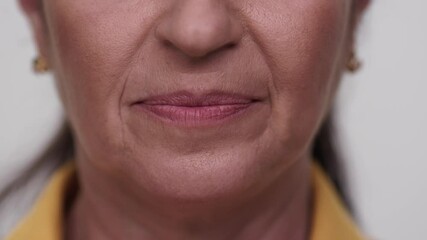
[66,155,312,240]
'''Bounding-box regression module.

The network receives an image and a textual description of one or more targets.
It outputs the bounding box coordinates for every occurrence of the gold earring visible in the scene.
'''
[346,51,362,73]
[33,56,49,73]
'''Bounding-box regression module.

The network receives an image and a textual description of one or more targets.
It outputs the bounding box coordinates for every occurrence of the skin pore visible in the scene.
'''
[20,0,368,239]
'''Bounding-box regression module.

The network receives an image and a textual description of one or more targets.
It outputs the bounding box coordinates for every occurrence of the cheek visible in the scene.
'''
[44,0,158,155]
[43,0,351,164]
[249,0,350,94]
[245,0,350,146]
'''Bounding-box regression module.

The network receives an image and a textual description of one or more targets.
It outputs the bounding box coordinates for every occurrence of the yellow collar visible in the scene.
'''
[6,161,366,240]
[308,164,366,240]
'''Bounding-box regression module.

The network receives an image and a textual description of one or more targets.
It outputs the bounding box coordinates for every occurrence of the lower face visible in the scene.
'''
[44,0,352,200]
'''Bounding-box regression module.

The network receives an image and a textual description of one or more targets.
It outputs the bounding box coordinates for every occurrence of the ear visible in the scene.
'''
[348,0,371,50]
[354,0,371,26]
[357,0,371,13]
[19,0,50,61]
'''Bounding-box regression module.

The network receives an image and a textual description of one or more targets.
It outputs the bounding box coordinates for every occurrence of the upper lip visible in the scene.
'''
[136,90,261,107]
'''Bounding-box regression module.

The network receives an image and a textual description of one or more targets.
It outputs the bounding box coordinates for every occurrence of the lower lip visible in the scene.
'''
[135,103,255,127]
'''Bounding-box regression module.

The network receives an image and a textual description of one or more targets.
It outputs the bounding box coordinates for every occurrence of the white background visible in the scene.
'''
[1,1,426,239]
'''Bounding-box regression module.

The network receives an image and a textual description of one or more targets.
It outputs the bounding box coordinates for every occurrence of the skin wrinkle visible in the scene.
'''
[235,5,281,100]
[118,37,152,155]
[20,0,369,239]
[119,70,132,155]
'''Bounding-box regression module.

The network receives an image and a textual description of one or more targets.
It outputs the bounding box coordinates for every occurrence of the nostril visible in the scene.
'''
[154,0,244,59]
[162,39,176,49]
[224,43,237,50]
[164,38,238,59]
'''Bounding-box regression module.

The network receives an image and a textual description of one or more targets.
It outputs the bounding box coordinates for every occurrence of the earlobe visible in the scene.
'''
[19,0,49,62]
[351,0,371,38]
[19,0,40,14]
[356,0,371,17]
[346,0,370,73]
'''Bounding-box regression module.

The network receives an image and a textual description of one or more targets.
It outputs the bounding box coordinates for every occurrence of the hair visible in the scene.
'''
[313,114,353,212]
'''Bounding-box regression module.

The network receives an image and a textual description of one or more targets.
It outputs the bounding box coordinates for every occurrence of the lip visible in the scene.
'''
[132,91,261,127]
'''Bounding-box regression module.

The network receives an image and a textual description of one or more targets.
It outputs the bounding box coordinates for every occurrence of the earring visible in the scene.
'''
[33,56,49,73]
[346,51,362,73]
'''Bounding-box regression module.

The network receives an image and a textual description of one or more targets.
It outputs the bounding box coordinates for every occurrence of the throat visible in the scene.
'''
[65,160,312,240]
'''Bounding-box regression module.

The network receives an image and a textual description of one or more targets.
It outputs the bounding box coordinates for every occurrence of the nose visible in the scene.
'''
[155,0,244,58]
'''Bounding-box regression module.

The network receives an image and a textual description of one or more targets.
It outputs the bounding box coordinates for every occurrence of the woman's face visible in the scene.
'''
[25,0,364,199]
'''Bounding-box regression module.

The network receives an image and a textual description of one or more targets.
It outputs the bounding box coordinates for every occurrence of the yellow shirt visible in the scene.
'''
[6,161,367,240]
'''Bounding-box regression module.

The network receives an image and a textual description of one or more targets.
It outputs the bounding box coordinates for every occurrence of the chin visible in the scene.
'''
[127,147,286,203]
[127,134,310,205]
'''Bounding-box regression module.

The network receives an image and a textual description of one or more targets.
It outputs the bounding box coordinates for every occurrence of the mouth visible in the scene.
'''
[132,91,262,127]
